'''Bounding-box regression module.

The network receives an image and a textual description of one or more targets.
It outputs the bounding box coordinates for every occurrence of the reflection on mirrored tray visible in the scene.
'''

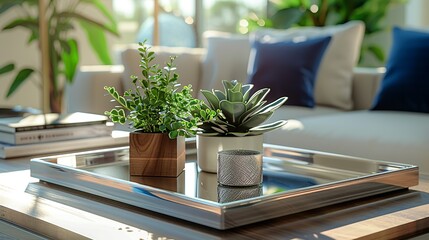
[62,161,319,203]
[41,146,414,204]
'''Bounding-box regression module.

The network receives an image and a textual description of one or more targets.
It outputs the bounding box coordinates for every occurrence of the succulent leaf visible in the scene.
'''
[212,118,236,130]
[201,90,220,109]
[254,97,288,115]
[231,80,241,92]
[222,80,235,94]
[213,90,226,101]
[229,132,251,137]
[239,100,266,123]
[227,88,243,102]
[219,100,246,123]
[216,124,229,132]
[246,88,270,110]
[211,126,226,134]
[224,80,240,100]
[242,84,253,101]
[200,132,222,136]
[238,112,273,130]
[249,120,288,134]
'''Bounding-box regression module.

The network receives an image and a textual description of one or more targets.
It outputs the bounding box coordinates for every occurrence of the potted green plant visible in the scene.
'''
[104,42,203,177]
[196,80,288,173]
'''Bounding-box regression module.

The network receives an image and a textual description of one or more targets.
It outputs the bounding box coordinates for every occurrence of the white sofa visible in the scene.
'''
[66,37,429,178]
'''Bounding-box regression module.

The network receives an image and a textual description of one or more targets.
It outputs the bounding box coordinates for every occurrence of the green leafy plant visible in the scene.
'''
[0,0,119,112]
[104,42,203,139]
[197,80,288,137]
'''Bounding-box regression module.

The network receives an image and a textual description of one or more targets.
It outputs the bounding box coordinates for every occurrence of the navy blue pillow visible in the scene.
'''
[371,27,429,113]
[247,36,331,107]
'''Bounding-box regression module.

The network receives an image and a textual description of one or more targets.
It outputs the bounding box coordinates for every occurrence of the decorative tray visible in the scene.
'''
[30,142,418,230]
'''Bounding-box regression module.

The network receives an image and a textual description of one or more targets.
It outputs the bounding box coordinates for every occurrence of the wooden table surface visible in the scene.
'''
[1,156,429,240]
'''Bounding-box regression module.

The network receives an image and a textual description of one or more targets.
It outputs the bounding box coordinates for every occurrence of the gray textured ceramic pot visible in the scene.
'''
[217,149,263,187]
[196,134,264,173]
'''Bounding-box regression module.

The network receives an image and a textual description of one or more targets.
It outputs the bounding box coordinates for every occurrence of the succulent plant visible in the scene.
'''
[198,80,288,137]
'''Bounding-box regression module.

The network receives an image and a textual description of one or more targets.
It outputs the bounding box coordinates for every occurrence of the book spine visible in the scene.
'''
[3,124,113,145]
[14,120,107,132]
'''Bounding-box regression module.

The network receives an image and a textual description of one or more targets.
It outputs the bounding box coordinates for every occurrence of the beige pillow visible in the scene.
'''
[252,21,365,110]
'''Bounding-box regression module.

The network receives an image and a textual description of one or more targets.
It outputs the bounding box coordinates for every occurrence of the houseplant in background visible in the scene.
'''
[196,80,288,173]
[104,42,203,177]
[0,0,119,113]
[245,0,407,65]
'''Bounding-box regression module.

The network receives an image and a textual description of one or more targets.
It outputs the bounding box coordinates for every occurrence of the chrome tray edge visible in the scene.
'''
[29,145,419,230]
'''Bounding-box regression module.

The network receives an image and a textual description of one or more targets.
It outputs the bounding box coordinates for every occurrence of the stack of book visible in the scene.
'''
[0,112,129,158]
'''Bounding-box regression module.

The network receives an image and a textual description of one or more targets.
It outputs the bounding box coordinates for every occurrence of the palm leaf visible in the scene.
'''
[80,0,118,33]
[6,68,34,98]
[57,11,119,36]
[79,21,113,64]
[2,18,38,32]
[0,63,14,74]
[61,39,79,83]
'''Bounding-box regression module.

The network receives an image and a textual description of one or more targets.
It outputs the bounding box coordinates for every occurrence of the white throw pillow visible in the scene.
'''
[200,31,251,95]
[252,21,365,110]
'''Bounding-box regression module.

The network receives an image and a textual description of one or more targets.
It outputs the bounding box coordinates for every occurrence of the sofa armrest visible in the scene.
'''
[64,65,124,115]
[352,67,385,110]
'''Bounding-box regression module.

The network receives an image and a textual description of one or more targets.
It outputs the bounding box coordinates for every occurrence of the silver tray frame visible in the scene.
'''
[30,143,419,230]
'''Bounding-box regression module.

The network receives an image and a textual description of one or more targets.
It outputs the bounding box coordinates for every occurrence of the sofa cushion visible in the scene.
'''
[264,110,429,176]
[352,67,385,110]
[371,27,429,113]
[252,21,365,110]
[268,105,344,122]
[200,31,251,96]
[66,65,124,115]
[247,36,331,107]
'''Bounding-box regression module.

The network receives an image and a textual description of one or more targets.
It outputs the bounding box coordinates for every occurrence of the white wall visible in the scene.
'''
[406,0,429,27]
[0,0,116,110]
[0,9,41,109]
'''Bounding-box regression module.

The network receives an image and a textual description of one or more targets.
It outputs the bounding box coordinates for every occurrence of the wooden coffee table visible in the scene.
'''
[1,150,429,239]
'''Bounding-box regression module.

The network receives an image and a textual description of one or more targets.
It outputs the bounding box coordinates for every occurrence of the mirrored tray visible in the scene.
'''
[30,142,418,230]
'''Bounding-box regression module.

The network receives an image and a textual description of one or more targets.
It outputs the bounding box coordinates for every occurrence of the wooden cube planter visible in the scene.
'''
[129,132,185,177]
